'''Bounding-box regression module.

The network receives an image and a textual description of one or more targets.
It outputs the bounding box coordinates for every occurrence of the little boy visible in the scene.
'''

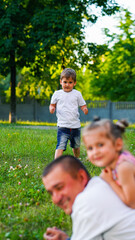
[49,68,88,158]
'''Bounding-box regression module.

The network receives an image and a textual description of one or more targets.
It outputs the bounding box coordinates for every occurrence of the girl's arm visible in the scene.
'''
[101,163,135,208]
[49,104,56,114]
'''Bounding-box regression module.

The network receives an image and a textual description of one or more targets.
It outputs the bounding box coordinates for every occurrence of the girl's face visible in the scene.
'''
[83,128,123,168]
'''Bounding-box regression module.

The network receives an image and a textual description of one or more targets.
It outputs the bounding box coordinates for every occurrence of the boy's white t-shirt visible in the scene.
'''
[51,89,86,128]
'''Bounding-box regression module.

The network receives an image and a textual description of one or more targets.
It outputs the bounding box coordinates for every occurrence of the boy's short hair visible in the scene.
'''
[60,68,76,82]
[42,155,90,180]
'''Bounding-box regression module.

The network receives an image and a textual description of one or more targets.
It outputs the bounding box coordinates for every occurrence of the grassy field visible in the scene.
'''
[0,124,135,240]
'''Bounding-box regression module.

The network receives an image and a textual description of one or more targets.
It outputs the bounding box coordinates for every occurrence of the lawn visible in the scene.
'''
[0,124,135,240]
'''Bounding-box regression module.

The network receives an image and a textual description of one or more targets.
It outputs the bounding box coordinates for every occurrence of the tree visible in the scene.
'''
[0,0,40,122]
[0,0,119,122]
[89,10,135,101]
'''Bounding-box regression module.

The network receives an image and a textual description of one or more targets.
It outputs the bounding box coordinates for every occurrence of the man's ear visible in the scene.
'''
[60,79,62,85]
[115,137,123,152]
[77,169,89,187]
[74,81,76,86]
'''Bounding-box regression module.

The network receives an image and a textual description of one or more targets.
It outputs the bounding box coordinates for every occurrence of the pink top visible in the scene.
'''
[112,151,135,185]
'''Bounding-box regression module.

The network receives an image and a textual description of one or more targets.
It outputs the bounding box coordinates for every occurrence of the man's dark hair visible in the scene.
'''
[42,155,90,180]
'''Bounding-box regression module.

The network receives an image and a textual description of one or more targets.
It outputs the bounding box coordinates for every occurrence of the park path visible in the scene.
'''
[15,125,57,130]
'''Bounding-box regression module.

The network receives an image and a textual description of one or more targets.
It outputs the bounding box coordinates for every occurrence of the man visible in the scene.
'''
[42,155,135,240]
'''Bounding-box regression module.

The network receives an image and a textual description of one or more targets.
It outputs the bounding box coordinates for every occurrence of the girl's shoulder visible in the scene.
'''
[117,151,135,166]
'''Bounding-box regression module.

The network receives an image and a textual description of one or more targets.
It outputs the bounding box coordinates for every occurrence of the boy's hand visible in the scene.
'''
[43,227,69,240]
[80,105,88,115]
[49,104,56,114]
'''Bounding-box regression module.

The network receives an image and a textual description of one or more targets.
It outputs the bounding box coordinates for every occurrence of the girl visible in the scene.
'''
[82,118,135,208]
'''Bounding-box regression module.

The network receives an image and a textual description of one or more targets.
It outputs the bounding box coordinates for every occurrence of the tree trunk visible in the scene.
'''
[9,50,16,123]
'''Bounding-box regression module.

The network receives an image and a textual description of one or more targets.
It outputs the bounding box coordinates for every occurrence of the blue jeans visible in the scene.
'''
[56,127,81,151]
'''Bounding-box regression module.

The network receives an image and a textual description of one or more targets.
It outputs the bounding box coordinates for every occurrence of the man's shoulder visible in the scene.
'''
[75,177,103,203]
[74,177,114,207]
[72,177,105,215]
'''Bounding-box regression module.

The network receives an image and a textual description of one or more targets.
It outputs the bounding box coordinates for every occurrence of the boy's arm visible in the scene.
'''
[80,105,88,115]
[49,104,56,114]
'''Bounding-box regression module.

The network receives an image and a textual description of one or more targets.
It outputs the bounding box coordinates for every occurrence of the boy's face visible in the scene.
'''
[60,77,76,92]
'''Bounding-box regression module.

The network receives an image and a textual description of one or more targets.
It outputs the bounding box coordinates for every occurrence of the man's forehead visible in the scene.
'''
[43,165,69,189]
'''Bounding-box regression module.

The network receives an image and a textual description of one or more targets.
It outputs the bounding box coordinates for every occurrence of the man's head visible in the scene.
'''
[42,155,90,215]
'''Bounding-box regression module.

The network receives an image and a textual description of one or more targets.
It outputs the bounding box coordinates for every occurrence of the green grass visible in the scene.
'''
[0,124,135,240]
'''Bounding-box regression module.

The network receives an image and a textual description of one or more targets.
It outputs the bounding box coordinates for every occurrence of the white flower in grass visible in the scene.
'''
[10,166,14,170]
[25,203,29,206]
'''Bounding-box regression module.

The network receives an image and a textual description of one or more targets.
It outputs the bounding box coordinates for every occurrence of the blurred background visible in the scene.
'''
[0,0,135,123]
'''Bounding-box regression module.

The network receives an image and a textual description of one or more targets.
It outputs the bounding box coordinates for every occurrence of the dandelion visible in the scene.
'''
[24,164,28,169]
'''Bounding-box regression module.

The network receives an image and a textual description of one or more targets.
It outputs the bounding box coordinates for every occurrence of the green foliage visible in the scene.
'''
[0,0,119,102]
[89,10,135,101]
[75,67,96,100]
